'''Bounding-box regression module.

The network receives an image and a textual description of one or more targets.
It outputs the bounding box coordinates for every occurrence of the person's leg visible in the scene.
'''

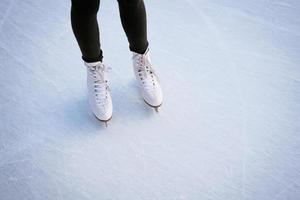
[71,0,103,62]
[117,0,149,54]
[71,0,112,125]
[118,0,163,110]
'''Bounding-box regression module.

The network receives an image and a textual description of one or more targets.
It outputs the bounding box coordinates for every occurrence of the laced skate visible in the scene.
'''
[85,61,113,127]
[132,48,163,112]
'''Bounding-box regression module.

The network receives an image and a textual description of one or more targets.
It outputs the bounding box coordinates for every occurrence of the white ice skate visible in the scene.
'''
[85,61,113,126]
[132,48,163,112]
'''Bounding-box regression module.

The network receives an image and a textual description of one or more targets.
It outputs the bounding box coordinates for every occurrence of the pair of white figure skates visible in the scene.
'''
[85,48,163,126]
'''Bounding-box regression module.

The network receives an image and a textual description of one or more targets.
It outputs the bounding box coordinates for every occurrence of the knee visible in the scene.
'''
[71,0,100,15]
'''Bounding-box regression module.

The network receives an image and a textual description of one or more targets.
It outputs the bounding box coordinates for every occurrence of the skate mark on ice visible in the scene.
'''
[185,0,248,198]
[0,0,16,34]
[223,7,300,37]
[0,159,32,169]
[272,1,292,8]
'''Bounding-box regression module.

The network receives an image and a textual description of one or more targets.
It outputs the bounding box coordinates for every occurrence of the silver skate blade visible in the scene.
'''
[93,114,112,127]
[143,99,162,113]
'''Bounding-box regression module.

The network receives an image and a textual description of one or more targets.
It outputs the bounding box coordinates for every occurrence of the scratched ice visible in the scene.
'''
[0,0,299,199]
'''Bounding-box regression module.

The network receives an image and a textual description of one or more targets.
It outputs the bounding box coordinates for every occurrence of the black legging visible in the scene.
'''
[71,0,149,62]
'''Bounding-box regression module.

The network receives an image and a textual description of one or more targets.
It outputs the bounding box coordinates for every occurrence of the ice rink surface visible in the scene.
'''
[0,0,300,199]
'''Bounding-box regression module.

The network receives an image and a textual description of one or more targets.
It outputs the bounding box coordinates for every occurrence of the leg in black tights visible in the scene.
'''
[71,0,149,63]
[71,0,102,62]
[117,0,149,54]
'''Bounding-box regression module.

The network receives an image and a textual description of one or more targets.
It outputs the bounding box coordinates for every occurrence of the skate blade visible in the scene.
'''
[93,114,112,127]
[143,100,162,113]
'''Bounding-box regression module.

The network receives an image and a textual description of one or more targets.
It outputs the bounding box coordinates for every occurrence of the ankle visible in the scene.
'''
[84,61,103,67]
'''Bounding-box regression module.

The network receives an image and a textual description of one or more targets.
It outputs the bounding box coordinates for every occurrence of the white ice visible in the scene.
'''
[0,0,299,199]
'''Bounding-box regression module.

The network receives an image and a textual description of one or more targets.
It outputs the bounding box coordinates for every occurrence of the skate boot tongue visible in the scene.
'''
[88,63,112,82]
[86,62,112,105]
[134,55,158,93]
[84,61,113,125]
[132,48,163,108]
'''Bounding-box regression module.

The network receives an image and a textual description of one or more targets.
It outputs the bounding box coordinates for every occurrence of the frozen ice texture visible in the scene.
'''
[0,0,299,199]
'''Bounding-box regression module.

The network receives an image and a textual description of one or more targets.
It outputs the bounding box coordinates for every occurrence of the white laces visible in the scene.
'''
[87,63,112,105]
[133,54,158,92]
